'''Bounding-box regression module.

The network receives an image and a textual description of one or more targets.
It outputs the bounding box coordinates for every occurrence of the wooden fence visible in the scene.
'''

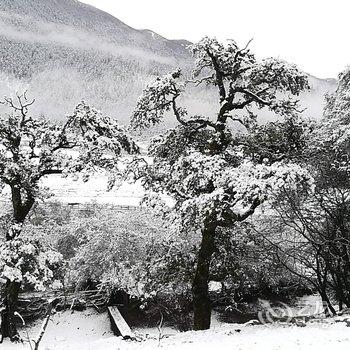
[18,289,110,319]
[0,198,142,212]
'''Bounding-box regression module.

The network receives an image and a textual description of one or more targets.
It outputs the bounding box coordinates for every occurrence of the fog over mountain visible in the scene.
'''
[0,0,337,125]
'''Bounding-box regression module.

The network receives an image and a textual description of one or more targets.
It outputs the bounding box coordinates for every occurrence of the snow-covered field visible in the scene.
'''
[0,174,145,207]
[3,308,350,350]
[42,175,144,206]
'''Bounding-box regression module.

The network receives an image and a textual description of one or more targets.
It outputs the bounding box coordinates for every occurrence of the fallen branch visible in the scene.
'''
[32,298,60,350]
[157,309,164,347]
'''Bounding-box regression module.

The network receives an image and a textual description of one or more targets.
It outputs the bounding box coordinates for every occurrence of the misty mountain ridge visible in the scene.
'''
[0,0,337,126]
[0,0,190,59]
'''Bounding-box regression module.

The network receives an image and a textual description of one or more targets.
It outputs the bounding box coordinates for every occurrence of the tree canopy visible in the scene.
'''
[130,37,314,330]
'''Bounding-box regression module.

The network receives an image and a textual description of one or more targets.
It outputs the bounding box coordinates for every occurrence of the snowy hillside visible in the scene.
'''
[0,0,192,122]
[0,0,190,58]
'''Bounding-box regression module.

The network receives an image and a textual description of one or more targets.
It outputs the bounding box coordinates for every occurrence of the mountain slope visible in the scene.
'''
[0,0,191,121]
[0,0,190,61]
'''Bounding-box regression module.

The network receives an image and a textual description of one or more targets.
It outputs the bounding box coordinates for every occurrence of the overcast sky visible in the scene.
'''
[81,0,350,79]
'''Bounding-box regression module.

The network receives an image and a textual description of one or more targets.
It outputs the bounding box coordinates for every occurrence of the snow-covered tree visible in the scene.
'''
[309,68,350,188]
[0,93,138,341]
[268,68,350,314]
[130,37,313,330]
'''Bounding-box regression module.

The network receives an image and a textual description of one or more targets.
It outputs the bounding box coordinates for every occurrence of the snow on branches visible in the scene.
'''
[307,69,350,186]
[140,149,314,233]
[131,37,313,234]
[131,69,186,130]
[190,37,309,120]
[0,94,139,231]
[0,93,138,298]
[130,38,313,329]
[0,238,62,291]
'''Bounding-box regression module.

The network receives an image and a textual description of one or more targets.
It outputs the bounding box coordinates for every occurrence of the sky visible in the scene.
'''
[80,0,350,79]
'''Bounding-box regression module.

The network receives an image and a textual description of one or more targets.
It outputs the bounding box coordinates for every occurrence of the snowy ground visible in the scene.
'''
[3,296,350,350]
[42,174,144,206]
[3,308,350,350]
[0,174,144,206]
[1,168,349,350]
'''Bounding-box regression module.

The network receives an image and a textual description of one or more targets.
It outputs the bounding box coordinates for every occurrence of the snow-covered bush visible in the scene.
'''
[211,224,310,300]
[0,238,63,291]
[22,202,195,329]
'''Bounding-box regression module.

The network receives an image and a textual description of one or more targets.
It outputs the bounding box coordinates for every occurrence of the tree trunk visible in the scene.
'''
[1,186,34,342]
[33,298,60,350]
[320,290,336,317]
[192,224,216,330]
[0,281,21,342]
[1,222,23,342]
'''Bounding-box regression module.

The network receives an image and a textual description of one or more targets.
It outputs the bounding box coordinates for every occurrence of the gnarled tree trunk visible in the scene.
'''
[1,186,34,342]
[192,224,216,330]
[1,221,23,342]
[1,281,21,342]
[319,289,336,317]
